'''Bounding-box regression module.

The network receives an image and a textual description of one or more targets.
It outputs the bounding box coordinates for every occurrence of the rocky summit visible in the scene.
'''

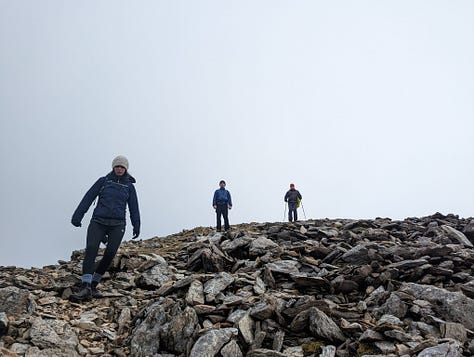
[1,213,474,357]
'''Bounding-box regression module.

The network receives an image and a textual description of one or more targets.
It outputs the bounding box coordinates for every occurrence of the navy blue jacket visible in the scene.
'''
[284,188,302,203]
[72,172,140,230]
[213,188,232,206]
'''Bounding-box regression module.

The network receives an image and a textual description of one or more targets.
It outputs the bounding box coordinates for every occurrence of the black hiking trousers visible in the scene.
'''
[288,202,298,222]
[216,205,230,231]
[83,221,125,276]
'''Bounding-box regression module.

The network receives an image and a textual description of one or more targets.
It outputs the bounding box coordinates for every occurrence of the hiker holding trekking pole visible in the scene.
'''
[284,183,302,222]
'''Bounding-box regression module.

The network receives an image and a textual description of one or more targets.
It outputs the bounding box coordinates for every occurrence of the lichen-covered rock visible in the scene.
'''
[189,328,238,357]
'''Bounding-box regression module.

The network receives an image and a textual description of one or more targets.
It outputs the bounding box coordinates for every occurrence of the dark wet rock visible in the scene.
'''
[462,219,474,241]
[341,244,372,265]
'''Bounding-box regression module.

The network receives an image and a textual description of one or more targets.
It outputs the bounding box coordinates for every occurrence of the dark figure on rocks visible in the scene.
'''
[212,180,232,232]
[284,183,302,222]
[70,155,140,302]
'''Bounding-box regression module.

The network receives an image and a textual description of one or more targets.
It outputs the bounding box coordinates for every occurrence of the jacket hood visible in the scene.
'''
[107,171,136,184]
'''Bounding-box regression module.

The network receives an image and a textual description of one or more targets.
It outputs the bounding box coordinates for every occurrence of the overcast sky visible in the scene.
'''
[1,1,473,268]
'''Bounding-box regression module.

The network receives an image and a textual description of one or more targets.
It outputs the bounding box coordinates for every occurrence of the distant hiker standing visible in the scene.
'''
[284,183,302,222]
[70,155,140,302]
[213,180,232,232]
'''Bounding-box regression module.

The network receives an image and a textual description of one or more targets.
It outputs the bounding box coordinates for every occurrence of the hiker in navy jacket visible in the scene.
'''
[284,183,302,222]
[213,180,232,232]
[70,155,140,302]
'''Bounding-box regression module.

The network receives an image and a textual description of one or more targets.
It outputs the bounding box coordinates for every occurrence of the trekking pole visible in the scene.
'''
[283,202,287,222]
[301,202,307,220]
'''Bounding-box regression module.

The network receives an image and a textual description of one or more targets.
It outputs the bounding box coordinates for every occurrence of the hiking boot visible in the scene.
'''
[91,281,103,298]
[69,283,92,302]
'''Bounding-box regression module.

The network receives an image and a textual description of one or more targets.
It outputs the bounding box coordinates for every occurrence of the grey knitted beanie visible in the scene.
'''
[112,155,129,170]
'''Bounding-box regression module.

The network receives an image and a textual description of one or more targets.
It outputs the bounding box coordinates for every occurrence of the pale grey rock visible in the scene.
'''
[130,301,166,356]
[203,272,235,302]
[365,285,387,306]
[188,328,238,357]
[221,236,252,252]
[0,286,34,316]
[88,346,105,354]
[173,275,194,289]
[186,279,205,305]
[417,341,463,357]
[359,329,384,342]
[222,294,243,306]
[159,306,199,354]
[101,328,117,341]
[136,264,173,289]
[400,282,474,329]
[0,312,8,333]
[25,346,80,357]
[266,260,300,275]
[138,253,167,264]
[272,330,285,352]
[281,346,304,356]
[440,322,467,342]
[320,345,336,357]
[377,314,403,327]
[385,258,429,270]
[415,321,440,338]
[193,304,216,314]
[221,339,243,357]
[249,236,279,256]
[441,225,473,247]
[9,343,30,354]
[29,317,78,350]
[253,276,266,295]
[374,341,396,354]
[238,313,254,344]
[227,309,247,324]
[117,307,131,334]
[247,349,287,357]
[374,293,408,318]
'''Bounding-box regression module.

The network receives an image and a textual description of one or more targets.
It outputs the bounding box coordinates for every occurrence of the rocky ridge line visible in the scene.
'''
[1,212,474,356]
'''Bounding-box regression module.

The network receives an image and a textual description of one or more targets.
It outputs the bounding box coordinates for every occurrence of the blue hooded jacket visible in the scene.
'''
[213,187,232,206]
[72,172,140,230]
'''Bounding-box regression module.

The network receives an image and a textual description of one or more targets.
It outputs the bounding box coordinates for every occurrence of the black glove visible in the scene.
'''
[71,219,82,227]
[132,227,140,239]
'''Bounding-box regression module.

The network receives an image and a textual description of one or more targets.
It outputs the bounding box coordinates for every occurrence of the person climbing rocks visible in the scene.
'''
[212,180,232,232]
[70,155,140,302]
[284,183,302,222]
